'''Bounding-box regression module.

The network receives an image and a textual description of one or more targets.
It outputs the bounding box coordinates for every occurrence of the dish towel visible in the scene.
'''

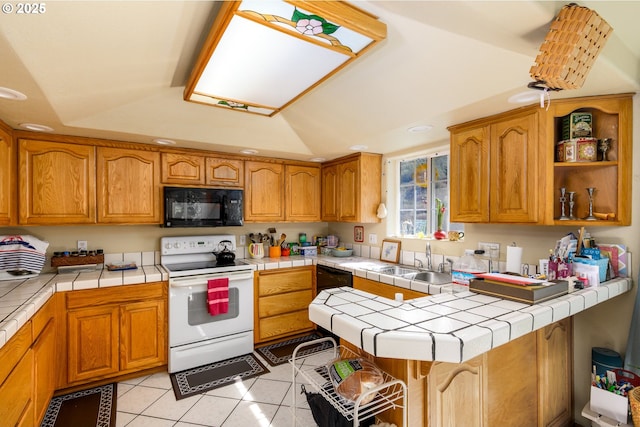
[207,278,229,316]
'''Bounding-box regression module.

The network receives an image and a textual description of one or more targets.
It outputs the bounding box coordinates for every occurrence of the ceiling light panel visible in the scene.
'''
[184,0,386,116]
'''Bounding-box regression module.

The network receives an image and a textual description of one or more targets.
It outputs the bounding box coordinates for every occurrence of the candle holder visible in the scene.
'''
[558,187,569,220]
[568,192,577,220]
[598,138,612,161]
[584,187,598,220]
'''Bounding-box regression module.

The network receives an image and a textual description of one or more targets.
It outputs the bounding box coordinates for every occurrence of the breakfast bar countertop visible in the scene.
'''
[309,277,632,363]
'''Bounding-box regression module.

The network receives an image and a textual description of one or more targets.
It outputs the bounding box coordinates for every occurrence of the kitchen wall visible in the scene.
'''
[0,223,330,270]
[329,93,640,424]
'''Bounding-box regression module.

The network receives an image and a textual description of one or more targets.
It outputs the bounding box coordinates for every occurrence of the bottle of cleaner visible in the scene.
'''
[452,249,487,285]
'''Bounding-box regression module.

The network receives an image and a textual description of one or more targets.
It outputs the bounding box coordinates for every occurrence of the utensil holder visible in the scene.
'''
[269,246,281,258]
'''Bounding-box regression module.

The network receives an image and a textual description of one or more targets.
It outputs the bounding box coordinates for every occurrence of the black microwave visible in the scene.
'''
[163,187,243,228]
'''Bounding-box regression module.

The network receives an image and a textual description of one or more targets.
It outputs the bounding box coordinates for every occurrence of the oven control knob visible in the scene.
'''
[164,243,172,250]
[173,242,181,249]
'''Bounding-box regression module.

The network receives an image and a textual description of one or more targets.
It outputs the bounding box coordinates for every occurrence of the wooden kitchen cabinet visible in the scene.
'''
[321,152,382,223]
[254,266,316,344]
[161,152,205,185]
[449,108,543,223]
[285,164,321,222]
[97,147,161,223]
[244,160,285,222]
[32,297,57,424]
[547,94,632,226]
[449,93,632,225]
[341,317,572,427]
[18,139,97,224]
[353,276,428,300]
[63,282,167,387]
[161,153,244,187]
[205,157,244,187]
[0,122,15,225]
[120,299,167,371]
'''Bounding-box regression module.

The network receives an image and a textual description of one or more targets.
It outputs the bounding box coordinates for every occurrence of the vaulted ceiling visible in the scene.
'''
[1,1,638,161]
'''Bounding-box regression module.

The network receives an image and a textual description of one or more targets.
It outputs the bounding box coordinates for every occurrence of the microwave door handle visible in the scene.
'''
[221,195,227,224]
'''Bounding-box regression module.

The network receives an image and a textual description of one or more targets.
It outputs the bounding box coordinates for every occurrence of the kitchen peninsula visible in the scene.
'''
[309,271,632,426]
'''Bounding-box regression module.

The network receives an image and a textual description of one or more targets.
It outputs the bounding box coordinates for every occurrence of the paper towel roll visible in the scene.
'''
[506,246,523,273]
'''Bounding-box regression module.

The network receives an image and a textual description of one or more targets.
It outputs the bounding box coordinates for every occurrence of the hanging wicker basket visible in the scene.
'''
[630,387,640,426]
[529,3,613,90]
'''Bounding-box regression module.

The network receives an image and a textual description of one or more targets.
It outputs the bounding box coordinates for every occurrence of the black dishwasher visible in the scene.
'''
[317,264,353,292]
[316,265,353,340]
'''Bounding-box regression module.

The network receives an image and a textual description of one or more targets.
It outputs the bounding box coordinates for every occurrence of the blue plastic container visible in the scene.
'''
[592,347,623,377]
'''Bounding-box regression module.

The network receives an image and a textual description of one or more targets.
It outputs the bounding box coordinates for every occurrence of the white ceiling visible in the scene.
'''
[0,1,638,161]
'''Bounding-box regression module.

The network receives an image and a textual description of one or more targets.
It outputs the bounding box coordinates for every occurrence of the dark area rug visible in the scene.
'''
[255,333,334,366]
[170,353,269,400]
[40,383,116,427]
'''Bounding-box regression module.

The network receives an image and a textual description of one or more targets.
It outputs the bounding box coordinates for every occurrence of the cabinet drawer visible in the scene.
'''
[258,289,313,318]
[0,348,33,426]
[257,269,313,296]
[258,310,314,341]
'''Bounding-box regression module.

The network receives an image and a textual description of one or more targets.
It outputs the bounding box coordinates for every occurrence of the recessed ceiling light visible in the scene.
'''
[240,149,258,155]
[0,87,27,101]
[153,138,176,145]
[508,91,541,104]
[20,123,53,132]
[349,145,368,151]
[408,125,433,133]
[309,157,326,162]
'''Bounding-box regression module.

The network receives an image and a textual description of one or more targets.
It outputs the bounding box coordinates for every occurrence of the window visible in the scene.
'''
[391,152,462,238]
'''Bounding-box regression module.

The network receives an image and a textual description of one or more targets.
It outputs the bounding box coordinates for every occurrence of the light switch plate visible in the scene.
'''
[77,240,88,251]
[369,233,377,244]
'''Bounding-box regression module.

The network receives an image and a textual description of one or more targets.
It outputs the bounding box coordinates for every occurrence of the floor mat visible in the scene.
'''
[170,353,269,400]
[40,383,116,427]
[255,333,334,366]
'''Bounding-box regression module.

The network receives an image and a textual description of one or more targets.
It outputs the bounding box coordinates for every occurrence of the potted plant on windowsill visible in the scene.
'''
[434,198,447,240]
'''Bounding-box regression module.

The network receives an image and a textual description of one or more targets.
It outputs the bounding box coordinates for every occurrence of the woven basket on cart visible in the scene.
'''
[529,3,612,90]
[630,387,640,426]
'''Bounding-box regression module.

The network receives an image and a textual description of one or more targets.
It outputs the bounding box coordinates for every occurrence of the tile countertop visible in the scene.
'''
[309,277,633,363]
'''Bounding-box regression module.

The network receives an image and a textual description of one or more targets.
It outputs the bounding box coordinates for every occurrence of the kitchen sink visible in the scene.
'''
[403,270,452,285]
[376,266,421,276]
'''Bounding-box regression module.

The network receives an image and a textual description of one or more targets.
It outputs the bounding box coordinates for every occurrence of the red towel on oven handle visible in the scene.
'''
[207,278,229,316]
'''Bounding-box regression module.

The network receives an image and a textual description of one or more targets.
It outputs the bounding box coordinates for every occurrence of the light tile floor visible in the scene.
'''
[116,352,317,427]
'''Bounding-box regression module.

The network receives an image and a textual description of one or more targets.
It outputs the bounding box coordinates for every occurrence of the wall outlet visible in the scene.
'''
[478,242,500,260]
[369,233,377,244]
[239,235,246,246]
[77,240,88,251]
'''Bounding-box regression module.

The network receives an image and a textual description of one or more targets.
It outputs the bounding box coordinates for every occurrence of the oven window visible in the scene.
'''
[188,288,239,325]
[171,202,220,220]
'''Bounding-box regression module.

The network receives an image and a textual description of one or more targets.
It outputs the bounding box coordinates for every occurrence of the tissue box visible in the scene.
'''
[590,386,629,424]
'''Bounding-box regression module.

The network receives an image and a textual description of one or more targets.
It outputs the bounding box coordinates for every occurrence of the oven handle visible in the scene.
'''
[169,270,253,287]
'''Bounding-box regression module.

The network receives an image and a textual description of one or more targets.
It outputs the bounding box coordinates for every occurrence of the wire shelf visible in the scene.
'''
[290,337,407,426]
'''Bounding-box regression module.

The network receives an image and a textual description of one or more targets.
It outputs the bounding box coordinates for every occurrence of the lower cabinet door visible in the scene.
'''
[68,305,120,383]
[120,300,167,371]
[33,319,56,424]
[0,349,34,426]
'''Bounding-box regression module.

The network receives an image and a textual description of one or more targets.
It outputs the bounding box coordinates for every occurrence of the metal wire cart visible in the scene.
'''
[290,337,407,426]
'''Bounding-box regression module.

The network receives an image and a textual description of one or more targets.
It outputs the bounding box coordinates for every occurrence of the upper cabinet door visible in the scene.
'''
[337,159,359,222]
[490,112,540,223]
[244,161,284,222]
[97,147,160,224]
[18,139,96,224]
[0,125,14,225]
[205,157,244,187]
[161,153,205,185]
[285,165,321,222]
[449,125,490,223]
[320,164,338,222]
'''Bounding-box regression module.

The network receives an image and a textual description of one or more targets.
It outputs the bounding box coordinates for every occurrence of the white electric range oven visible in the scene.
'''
[161,235,255,373]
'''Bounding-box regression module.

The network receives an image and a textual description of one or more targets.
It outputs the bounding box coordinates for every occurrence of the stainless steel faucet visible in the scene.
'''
[426,242,432,270]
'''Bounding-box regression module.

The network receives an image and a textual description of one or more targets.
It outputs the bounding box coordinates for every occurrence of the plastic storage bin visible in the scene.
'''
[452,249,487,285]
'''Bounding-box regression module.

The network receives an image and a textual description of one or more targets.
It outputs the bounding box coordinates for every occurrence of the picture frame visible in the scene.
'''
[380,239,401,263]
[354,226,364,243]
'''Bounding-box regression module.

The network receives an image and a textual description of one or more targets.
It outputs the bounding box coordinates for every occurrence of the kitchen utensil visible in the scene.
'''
[275,233,286,247]
[214,240,236,264]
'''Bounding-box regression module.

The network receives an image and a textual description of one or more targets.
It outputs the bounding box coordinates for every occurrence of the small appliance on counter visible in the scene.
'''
[0,235,49,281]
